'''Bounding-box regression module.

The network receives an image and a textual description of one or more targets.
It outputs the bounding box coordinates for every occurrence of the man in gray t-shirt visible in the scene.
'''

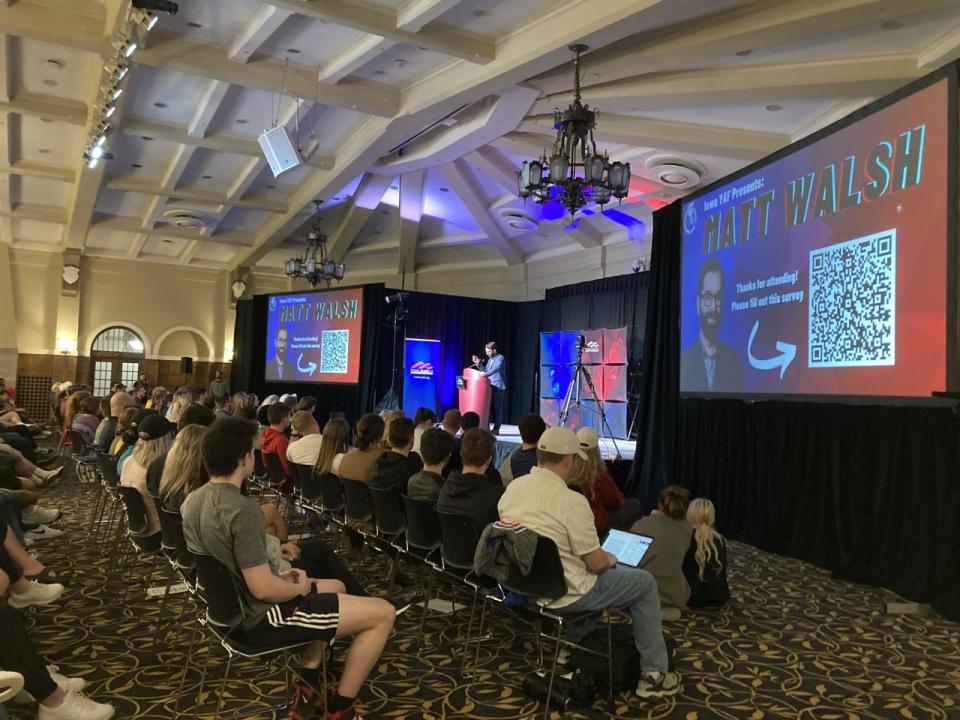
[182,417,396,719]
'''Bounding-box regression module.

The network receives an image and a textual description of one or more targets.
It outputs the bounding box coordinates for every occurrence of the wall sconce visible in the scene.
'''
[224,343,235,362]
[56,336,77,355]
[231,280,247,299]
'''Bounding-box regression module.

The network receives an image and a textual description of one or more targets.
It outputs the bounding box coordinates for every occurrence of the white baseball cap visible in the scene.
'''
[576,427,599,450]
[537,426,587,458]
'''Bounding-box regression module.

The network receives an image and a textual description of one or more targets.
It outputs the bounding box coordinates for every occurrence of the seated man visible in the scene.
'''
[286,411,325,467]
[182,417,395,720]
[213,395,233,418]
[440,409,462,477]
[498,426,679,699]
[436,428,502,533]
[407,428,453,501]
[259,402,293,485]
[455,412,501,486]
[369,417,422,495]
[509,413,546,481]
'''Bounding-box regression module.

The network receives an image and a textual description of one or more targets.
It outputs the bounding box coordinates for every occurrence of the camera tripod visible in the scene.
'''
[558,336,622,459]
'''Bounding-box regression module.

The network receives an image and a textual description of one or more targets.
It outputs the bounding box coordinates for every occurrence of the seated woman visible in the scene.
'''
[119,414,172,547]
[313,417,350,480]
[570,427,644,533]
[630,485,693,612]
[683,498,729,608]
[70,395,101,447]
[411,407,437,455]
[338,414,385,554]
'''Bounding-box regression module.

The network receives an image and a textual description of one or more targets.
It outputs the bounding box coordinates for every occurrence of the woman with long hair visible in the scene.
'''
[166,389,193,425]
[569,428,645,532]
[682,498,729,608]
[411,407,437,454]
[147,386,169,414]
[314,417,350,477]
[62,390,91,434]
[119,414,173,541]
[158,424,209,512]
[630,485,693,611]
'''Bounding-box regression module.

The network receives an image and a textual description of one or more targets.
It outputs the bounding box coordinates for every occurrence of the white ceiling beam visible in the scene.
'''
[790,97,873,142]
[469,146,519,193]
[532,55,924,114]
[178,239,202,264]
[397,0,464,32]
[326,172,393,261]
[918,21,960,69]
[266,0,494,64]
[0,204,67,223]
[126,233,149,258]
[318,35,398,84]
[0,93,85,125]
[227,5,293,63]
[136,32,398,117]
[0,161,75,183]
[398,169,423,274]
[439,159,521,265]
[0,1,103,54]
[92,216,256,246]
[120,116,336,169]
[187,80,231,139]
[532,0,960,96]
[520,113,788,161]
[104,177,287,212]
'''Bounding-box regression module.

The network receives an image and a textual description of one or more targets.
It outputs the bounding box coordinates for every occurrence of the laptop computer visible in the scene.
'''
[601,528,654,567]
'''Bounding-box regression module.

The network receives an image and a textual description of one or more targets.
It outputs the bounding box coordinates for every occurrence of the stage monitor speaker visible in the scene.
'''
[180,356,193,375]
[258,126,301,177]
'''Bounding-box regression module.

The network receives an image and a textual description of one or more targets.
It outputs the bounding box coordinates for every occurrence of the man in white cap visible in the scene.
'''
[498,426,679,699]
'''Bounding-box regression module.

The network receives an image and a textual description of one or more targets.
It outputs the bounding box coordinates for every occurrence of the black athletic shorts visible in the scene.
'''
[242,590,341,646]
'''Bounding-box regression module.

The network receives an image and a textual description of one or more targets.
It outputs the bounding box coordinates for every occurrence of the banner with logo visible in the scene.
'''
[403,337,441,417]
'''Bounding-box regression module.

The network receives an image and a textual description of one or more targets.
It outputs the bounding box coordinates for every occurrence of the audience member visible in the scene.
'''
[313,418,350,478]
[200,395,216,412]
[62,391,90,435]
[108,407,137,457]
[440,408,462,477]
[499,426,678,698]
[379,410,403,449]
[683,498,729,608]
[97,392,133,452]
[92,397,112,449]
[407,428,452,501]
[115,409,155,473]
[280,394,298,413]
[157,424,209,512]
[69,396,100,447]
[369,417,422,494]
[460,411,480,432]
[509,413,546,481]
[436,428,502,532]
[165,389,192,425]
[411,407,437,454]
[287,411,324,467]
[130,382,147,408]
[182,417,394,720]
[296,396,317,413]
[146,387,168,415]
[259,402,293,482]
[208,369,230,400]
[257,395,279,426]
[213,396,233,418]
[119,413,172,545]
[146,403,216,498]
[631,485,693,612]
[339,414,385,540]
[569,427,644,533]
[0,388,25,426]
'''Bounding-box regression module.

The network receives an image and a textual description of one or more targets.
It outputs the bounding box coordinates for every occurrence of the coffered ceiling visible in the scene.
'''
[1,0,958,284]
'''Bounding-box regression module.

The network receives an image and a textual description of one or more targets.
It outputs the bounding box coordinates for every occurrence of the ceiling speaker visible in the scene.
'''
[258,126,302,178]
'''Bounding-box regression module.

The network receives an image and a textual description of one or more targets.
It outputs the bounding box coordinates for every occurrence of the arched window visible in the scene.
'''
[90,326,146,396]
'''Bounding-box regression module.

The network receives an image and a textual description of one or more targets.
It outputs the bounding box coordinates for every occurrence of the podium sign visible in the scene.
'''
[403,338,441,417]
[459,367,491,428]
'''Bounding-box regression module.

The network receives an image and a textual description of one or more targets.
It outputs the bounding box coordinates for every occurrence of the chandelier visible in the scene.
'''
[518,44,630,214]
[284,200,344,286]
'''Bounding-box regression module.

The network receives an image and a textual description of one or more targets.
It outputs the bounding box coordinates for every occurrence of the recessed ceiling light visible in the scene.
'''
[132,163,142,168]
[40,117,54,124]
[472,9,489,16]
[389,184,398,190]
[438,187,449,192]
[509,221,526,229]
[187,21,202,28]
[141,136,153,141]
[286,48,301,54]
[881,20,903,31]
[417,46,428,51]
[266,185,275,189]
[394,59,407,67]
[735,49,752,57]
[42,79,58,87]
[163,239,173,244]
[765,104,783,112]
[38,148,51,154]
[373,230,382,234]
[236,118,249,125]
[380,209,389,215]
[153,102,167,108]
[374,70,385,75]
[44,58,65,69]
[201,175,213,179]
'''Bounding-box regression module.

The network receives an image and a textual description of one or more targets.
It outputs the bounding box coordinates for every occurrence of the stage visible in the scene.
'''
[492,423,636,470]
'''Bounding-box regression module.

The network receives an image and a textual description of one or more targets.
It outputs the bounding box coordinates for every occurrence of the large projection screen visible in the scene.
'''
[679,69,957,398]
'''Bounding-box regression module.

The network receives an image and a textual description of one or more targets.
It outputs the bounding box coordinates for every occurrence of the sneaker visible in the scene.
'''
[556,648,571,666]
[48,666,87,693]
[8,580,65,608]
[35,466,64,482]
[636,670,681,699]
[25,525,64,541]
[22,507,63,525]
[661,605,682,621]
[37,690,115,719]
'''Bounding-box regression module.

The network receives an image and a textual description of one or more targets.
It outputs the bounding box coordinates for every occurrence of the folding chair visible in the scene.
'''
[66,429,99,483]
[113,486,163,602]
[368,486,408,593]
[403,496,442,649]
[175,553,324,719]
[262,453,291,513]
[155,501,198,646]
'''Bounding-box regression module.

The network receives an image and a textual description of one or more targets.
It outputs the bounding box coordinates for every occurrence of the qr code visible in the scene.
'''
[320,329,349,373]
[808,229,895,367]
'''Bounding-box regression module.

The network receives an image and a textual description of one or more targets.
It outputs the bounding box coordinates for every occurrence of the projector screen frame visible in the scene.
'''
[677,62,959,404]
[262,283,366,386]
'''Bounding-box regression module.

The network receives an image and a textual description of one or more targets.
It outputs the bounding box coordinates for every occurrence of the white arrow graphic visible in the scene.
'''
[747,321,796,380]
[296,353,318,375]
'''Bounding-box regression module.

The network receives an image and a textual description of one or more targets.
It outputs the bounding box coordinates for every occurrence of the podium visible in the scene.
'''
[458,367,491,428]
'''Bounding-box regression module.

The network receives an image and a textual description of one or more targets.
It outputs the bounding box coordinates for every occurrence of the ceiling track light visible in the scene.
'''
[131,9,159,30]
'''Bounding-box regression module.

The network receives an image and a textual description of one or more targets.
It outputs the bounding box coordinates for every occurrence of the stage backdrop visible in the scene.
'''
[402,337,441,417]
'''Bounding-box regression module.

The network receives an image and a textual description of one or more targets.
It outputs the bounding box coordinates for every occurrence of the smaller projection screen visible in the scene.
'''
[264,287,364,384]
[679,69,957,398]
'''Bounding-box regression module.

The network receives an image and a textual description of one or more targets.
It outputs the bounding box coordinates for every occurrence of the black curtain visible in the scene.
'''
[679,398,960,621]
[230,284,385,426]
[372,291,541,424]
[626,201,682,503]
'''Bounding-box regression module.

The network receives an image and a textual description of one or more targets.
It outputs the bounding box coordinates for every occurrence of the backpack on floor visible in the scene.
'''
[571,628,676,693]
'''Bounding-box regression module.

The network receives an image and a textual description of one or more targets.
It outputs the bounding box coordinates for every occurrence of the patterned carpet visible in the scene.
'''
[7,458,960,720]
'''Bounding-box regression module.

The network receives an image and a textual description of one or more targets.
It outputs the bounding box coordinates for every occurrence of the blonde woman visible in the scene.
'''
[166,389,193,425]
[314,417,350,477]
[158,424,209,512]
[682,498,729,608]
[119,414,173,541]
[572,427,645,533]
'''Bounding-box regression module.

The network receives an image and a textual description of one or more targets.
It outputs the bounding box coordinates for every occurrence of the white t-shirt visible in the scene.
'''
[498,466,601,608]
[286,433,325,466]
